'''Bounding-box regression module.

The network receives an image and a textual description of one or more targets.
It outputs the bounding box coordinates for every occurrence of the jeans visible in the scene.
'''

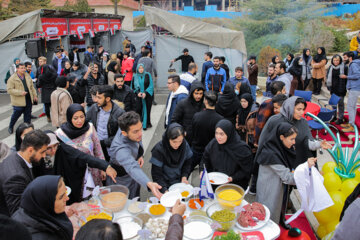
[9,97,32,129]
[347,90,360,124]
[250,85,257,102]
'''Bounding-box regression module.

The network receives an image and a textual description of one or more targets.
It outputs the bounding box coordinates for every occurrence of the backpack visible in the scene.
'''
[4,70,11,84]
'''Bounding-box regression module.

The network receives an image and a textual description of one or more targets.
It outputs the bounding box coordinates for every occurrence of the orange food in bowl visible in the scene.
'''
[181,191,190,197]
[149,204,166,216]
[188,198,204,209]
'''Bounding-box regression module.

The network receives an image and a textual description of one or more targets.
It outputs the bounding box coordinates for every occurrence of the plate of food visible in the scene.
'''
[66,186,71,196]
[168,183,194,198]
[160,191,183,208]
[208,172,229,185]
[235,202,270,231]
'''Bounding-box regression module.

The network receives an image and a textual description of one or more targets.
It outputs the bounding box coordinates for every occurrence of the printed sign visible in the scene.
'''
[69,18,91,36]
[93,19,109,32]
[40,18,68,37]
[109,19,122,31]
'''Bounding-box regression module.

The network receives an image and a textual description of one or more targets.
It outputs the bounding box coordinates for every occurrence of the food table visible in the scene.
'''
[303,101,320,120]
[109,198,280,240]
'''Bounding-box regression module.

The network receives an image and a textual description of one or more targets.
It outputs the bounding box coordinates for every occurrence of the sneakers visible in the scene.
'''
[38,113,46,118]
[343,125,355,133]
[31,115,38,119]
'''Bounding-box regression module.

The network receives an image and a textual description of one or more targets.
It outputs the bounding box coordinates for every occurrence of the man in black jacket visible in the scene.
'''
[113,74,136,112]
[171,80,205,145]
[79,62,105,107]
[86,85,125,161]
[68,47,80,64]
[191,91,223,172]
[0,130,50,216]
[171,48,195,73]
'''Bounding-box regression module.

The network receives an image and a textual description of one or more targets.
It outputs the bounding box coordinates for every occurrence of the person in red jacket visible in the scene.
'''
[121,51,134,86]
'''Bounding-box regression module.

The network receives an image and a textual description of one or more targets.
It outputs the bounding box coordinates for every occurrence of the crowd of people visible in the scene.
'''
[1,36,360,240]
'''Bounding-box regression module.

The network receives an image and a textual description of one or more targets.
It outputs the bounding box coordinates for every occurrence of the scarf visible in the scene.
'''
[326,55,345,87]
[256,122,296,168]
[301,49,312,80]
[20,175,73,240]
[302,48,311,64]
[152,123,186,168]
[313,47,327,63]
[237,93,253,125]
[107,61,117,73]
[60,103,90,139]
[216,82,240,116]
[288,57,302,77]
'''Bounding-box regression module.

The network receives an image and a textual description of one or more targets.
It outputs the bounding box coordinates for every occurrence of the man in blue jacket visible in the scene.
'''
[343,51,360,132]
[165,74,188,128]
[205,56,226,93]
[229,66,250,89]
[201,51,213,84]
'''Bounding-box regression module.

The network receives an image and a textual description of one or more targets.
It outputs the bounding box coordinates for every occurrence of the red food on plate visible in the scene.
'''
[237,202,266,227]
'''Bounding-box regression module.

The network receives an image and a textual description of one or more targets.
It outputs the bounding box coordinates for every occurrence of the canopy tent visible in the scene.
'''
[143,6,247,88]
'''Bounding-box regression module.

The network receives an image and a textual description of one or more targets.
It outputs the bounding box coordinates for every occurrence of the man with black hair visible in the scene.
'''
[201,51,213,84]
[172,48,195,73]
[265,64,278,94]
[138,49,157,81]
[247,56,258,101]
[275,61,292,96]
[171,80,205,144]
[205,56,227,93]
[80,62,105,107]
[272,94,288,115]
[7,63,38,134]
[83,46,94,66]
[109,111,163,199]
[113,74,136,112]
[191,91,223,172]
[132,46,146,73]
[229,66,250,89]
[165,74,189,128]
[219,56,230,81]
[128,40,136,54]
[50,76,73,127]
[87,85,125,161]
[52,49,69,76]
[180,63,197,91]
[0,130,50,216]
[68,47,80,63]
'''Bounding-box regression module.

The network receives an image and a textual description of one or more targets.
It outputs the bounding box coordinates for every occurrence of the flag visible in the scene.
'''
[77,29,84,40]
[109,28,115,36]
[199,165,214,201]
[89,29,95,38]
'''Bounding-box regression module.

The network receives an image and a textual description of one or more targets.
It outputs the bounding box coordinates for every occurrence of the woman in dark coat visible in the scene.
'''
[216,82,240,125]
[12,175,73,240]
[150,123,193,193]
[288,57,303,95]
[301,48,312,90]
[132,64,154,130]
[37,64,57,122]
[202,119,253,189]
[236,93,257,141]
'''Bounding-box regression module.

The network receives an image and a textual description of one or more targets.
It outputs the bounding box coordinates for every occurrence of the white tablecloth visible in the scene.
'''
[111,198,280,240]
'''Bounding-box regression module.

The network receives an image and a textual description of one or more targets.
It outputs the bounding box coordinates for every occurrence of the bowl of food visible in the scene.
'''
[114,216,143,240]
[184,215,214,240]
[148,204,166,217]
[206,203,236,232]
[99,185,129,213]
[215,184,244,210]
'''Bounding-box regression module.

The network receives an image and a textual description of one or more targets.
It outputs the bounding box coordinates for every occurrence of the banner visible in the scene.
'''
[39,18,68,37]
[109,19,122,31]
[93,19,109,32]
[69,18,91,37]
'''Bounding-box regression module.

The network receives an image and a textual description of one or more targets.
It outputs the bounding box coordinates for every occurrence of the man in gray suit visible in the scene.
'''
[0,130,50,216]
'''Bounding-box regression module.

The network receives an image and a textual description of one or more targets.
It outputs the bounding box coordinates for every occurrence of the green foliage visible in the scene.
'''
[331,29,348,53]
[58,0,92,12]
[135,16,146,29]
[214,230,241,240]
[300,19,334,53]
[8,0,51,14]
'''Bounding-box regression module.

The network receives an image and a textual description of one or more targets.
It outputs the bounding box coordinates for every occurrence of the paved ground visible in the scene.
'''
[0,92,335,203]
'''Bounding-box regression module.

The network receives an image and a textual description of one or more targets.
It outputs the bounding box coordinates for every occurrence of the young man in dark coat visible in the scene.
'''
[52,50,69,76]
[36,56,57,122]
[0,130,50,216]
[171,80,205,145]
[86,85,125,161]
[171,48,195,73]
[79,62,105,107]
[112,74,136,112]
[191,91,223,172]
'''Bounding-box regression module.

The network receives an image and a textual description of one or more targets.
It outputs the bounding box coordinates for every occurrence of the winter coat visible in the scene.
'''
[79,72,105,105]
[113,84,136,112]
[311,59,327,79]
[50,88,73,127]
[247,63,258,85]
[165,85,188,127]
[51,56,68,75]
[36,65,57,103]
[86,101,125,148]
[171,81,205,144]
[350,36,360,51]
[328,65,348,97]
[7,73,37,107]
[165,214,184,240]
[347,59,360,91]
[121,57,134,82]
[83,51,93,66]
[68,51,80,63]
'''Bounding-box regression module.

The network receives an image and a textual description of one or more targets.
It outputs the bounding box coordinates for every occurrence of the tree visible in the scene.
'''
[258,46,282,75]
[300,19,334,53]
[58,0,92,12]
[8,0,51,15]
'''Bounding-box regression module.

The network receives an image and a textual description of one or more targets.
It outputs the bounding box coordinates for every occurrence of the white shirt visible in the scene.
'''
[17,152,32,169]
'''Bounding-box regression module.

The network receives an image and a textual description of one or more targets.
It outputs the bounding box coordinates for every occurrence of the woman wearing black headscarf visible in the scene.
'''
[236,93,257,141]
[216,82,240,125]
[301,48,312,90]
[56,104,106,188]
[201,119,253,189]
[107,61,118,86]
[12,175,73,240]
[12,122,34,152]
[272,55,280,65]
[150,123,193,193]
[284,53,294,71]
[288,57,303,94]
[255,122,317,224]
[311,47,327,95]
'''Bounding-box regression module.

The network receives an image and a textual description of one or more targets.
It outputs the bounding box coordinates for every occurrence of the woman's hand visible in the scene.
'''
[181,177,189,184]
[227,177,233,183]
[307,157,317,168]
[137,92,142,98]
[142,93,146,99]
[320,140,332,150]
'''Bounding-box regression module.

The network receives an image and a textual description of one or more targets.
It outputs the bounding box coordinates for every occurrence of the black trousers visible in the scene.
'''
[312,78,323,94]
[44,103,51,118]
